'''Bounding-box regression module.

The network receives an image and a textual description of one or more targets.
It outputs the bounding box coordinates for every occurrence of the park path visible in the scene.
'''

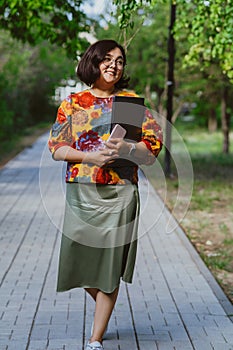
[0,132,233,350]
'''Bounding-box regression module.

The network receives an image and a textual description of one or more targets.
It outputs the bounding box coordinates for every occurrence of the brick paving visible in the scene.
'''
[0,133,233,350]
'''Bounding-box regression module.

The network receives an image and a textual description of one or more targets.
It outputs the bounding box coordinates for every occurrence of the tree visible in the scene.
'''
[0,0,94,143]
[175,0,233,153]
[113,0,233,155]
[0,0,91,58]
[175,0,233,83]
[164,3,176,177]
[96,2,206,128]
[114,0,233,83]
[96,5,170,112]
[0,30,75,142]
[113,0,176,176]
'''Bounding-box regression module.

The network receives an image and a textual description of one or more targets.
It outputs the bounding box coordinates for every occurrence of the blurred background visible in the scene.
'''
[0,0,232,302]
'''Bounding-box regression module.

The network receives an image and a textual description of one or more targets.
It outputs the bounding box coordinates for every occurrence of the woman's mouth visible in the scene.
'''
[104,70,116,76]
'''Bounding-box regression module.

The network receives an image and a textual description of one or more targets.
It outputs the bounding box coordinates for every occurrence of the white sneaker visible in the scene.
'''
[86,341,104,350]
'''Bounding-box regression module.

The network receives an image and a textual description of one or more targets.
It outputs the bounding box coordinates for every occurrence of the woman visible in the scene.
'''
[48,39,162,350]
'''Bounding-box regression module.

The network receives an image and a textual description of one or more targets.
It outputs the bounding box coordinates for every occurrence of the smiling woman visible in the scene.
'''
[48,39,163,350]
[76,40,129,92]
[92,47,125,95]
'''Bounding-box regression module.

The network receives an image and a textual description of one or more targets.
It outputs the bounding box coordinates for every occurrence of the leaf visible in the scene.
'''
[0,0,90,59]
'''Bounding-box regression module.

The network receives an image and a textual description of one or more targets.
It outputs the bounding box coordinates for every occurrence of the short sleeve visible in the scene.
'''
[48,97,74,157]
[141,109,163,158]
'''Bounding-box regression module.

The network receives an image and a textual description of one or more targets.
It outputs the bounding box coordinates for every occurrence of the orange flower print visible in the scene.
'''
[92,168,112,184]
[75,91,95,109]
[57,108,67,124]
[118,91,137,97]
[143,119,163,142]
[71,166,79,178]
[91,111,100,119]
[108,170,125,184]
[64,102,72,111]
[95,168,112,184]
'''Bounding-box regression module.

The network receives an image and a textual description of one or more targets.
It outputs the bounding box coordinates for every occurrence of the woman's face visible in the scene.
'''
[97,47,124,88]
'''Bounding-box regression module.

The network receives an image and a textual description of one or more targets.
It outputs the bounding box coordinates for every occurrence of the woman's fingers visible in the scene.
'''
[101,147,117,156]
[105,139,119,150]
[105,139,129,155]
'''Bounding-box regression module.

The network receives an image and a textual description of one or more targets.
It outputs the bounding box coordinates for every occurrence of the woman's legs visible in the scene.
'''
[85,287,119,343]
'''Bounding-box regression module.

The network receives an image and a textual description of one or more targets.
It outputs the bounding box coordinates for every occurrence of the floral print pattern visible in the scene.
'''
[48,89,163,185]
[76,130,104,152]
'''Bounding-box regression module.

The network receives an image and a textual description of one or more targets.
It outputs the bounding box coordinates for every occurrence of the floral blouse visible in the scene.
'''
[48,89,163,185]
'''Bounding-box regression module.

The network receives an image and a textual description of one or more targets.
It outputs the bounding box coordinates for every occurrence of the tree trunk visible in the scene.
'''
[208,107,217,133]
[145,82,156,110]
[164,3,176,177]
[221,86,230,154]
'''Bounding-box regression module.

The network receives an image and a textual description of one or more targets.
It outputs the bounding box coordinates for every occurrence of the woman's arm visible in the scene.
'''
[53,146,85,162]
[53,145,118,167]
[105,139,154,164]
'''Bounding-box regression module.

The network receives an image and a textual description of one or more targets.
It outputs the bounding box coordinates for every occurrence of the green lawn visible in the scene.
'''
[145,122,233,302]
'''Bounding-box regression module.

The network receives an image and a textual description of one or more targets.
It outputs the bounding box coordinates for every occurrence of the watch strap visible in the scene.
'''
[128,143,136,156]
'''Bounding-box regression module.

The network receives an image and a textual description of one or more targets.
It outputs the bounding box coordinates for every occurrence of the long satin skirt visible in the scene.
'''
[57,183,140,293]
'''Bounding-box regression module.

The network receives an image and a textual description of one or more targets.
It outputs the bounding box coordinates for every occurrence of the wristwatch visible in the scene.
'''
[128,143,137,157]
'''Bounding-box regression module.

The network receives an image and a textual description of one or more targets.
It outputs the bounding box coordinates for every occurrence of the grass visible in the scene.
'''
[146,121,233,303]
[202,252,232,271]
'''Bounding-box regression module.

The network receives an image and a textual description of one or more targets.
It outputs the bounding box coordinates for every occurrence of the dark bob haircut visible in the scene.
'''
[76,39,130,89]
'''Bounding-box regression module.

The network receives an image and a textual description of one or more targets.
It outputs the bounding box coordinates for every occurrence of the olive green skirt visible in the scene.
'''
[57,183,140,293]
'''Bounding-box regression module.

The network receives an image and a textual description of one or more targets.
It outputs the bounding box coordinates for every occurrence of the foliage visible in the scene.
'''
[113,0,233,156]
[113,0,167,28]
[0,0,91,58]
[96,4,169,110]
[113,0,150,29]
[114,0,233,83]
[97,2,224,128]
[175,0,233,83]
[0,30,75,143]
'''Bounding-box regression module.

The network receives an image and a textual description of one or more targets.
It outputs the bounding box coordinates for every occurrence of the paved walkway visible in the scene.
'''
[0,133,233,350]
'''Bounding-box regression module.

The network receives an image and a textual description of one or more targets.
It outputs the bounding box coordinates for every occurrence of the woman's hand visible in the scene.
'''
[105,138,131,156]
[84,138,131,167]
[83,147,118,167]
[53,145,117,167]
[105,139,156,165]
[53,141,155,167]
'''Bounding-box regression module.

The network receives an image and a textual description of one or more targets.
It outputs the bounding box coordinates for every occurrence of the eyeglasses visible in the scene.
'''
[102,56,124,70]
